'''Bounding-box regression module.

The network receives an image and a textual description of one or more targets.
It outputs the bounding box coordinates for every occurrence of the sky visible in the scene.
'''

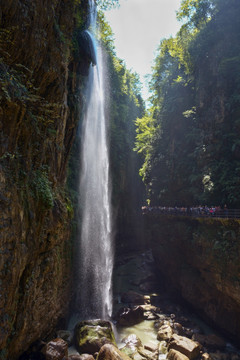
[104,0,182,101]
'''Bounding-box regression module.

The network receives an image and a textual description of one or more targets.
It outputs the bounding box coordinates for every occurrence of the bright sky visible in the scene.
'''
[104,0,182,101]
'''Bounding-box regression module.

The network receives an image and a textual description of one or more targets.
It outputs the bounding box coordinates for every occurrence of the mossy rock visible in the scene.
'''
[97,344,133,360]
[74,320,116,354]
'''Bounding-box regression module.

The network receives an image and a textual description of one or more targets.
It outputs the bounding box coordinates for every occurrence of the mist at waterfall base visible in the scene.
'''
[74,3,113,321]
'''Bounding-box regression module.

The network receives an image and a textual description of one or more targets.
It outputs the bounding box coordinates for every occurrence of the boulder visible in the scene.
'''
[154,318,170,330]
[117,306,144,326]
[120,344,138,358]
[132,354,146,360]
[168,334,201,360]
[182,328,194,339]
[65,355,95,360]
[140,305,160,313]
[74,320,116,354]
[121,291,150,305]
[159,341,168,355]
[202,353,213,360]
[122,334,142,348]
[44,338,68,360]
[138,347,157,360]
[57,330,74,346]
[143,311,158,321]
[140,305,160,320]
[192,334,226,351]
[97,344,132,360]
[167,349,189,360]
[157,324,173,341]
[144,344,158,353]
[172,323,185,336]
[120,333,143,358]
[80,355,95,360]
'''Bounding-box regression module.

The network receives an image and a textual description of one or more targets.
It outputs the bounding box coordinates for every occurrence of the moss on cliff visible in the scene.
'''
[0,0,90,359]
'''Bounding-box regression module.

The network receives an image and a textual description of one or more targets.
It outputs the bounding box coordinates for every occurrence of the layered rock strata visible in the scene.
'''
[0,0,90,358]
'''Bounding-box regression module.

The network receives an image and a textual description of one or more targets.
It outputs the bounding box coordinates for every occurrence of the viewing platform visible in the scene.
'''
[142,206,240,219]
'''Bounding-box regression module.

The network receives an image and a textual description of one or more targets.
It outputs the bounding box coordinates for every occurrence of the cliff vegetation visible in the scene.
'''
[0,0,90,358]
[135,0,240,208]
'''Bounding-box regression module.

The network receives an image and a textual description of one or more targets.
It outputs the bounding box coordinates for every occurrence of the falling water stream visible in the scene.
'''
[77,0,113,320]
[67,5,240,357]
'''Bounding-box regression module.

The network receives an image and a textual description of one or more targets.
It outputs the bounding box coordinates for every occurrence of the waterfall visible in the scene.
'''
[77,0,113,319]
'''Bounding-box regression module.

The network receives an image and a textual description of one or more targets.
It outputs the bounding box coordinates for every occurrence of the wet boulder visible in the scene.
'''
[138,347,157,360]
[120,334,143,358]
[120,345,138,359]
[139,304,160,320]
[167,349,189,360]
[80,355,95,360]
[159,341,168,356]
[172,323,185,336]
[154,317,169,330]
[97,343,133,360]
[122,334,142,348]
[57,330,74,346]
[168,334,201,360]
[44,338,68,360]
[65,355,95,360]
[116,306,144,326]
[201,353,213,360]
[74,320,116,354]
[157,324,173,341]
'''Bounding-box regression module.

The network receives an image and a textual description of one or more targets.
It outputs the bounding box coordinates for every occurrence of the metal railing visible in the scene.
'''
[142,206,240,219]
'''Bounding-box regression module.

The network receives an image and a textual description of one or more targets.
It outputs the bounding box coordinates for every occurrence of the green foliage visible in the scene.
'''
[96,0,119,10]
[177,0,216,30]
[97,13,146,238]
[73,0,89,29]
[31,168,54,210]
[136,0,240,207]
[97,11,116,52]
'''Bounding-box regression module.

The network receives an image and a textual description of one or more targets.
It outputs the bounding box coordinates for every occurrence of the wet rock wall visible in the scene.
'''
[145,214,240,344]
[0,0,89,358]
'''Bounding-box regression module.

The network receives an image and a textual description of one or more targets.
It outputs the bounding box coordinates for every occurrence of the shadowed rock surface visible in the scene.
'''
[145,214,240,344]
[0,0,90,358]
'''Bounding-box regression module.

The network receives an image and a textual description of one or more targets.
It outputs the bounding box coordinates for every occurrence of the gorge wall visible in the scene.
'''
[0,1,90,358]
[144,214,240,344]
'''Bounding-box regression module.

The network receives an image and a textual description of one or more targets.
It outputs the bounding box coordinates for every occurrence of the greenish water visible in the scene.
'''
[116,320,158,349]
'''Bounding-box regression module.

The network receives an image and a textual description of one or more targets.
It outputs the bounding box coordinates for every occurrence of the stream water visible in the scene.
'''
[76,0,113,320]
[112,251,240,359]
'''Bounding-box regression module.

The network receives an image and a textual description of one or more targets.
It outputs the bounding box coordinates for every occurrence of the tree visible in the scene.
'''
[98,13,146,243]
[177,0,216,30]
[96,0,119,10]
[136,0,240,207]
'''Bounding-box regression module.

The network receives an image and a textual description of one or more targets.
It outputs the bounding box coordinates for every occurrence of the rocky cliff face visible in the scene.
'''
[0,0,89,358]
[145,214,240,344]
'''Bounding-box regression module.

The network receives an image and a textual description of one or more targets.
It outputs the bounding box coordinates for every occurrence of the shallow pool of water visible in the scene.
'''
[115,320,158,349]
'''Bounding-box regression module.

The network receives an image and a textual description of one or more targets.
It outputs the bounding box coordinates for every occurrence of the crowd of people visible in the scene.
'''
[141,205,237,218]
